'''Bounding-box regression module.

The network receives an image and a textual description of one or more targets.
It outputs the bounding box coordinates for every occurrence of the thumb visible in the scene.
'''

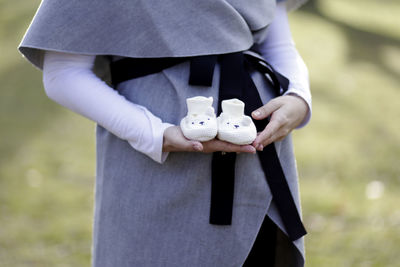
[251,98,282,120]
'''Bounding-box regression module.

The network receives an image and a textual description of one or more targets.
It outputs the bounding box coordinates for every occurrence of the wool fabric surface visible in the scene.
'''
[94,59,305,266]
[18,0,310,266]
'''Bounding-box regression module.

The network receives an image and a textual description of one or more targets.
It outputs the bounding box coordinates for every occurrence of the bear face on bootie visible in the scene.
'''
[180,96,218,142]
[217,98,257,145]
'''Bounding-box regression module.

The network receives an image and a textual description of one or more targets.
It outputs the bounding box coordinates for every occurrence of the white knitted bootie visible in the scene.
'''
[217,98,257,145]
[180,96,218,141]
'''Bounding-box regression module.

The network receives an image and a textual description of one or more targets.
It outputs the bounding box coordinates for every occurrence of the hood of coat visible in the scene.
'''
[18,0,307,70]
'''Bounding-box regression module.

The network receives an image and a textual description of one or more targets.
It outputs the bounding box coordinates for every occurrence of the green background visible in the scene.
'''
[1,0,399,266]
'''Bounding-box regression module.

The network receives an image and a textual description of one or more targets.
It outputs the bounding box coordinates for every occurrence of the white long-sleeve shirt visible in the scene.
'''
[42,2,311,164]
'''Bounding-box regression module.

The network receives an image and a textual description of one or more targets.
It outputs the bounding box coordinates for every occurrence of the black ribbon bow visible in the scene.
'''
[189,52,307,241]
[110,51,307,241]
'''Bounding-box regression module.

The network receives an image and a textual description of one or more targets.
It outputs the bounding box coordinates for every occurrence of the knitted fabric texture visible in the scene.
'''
[180,96,218,141]
[217,99,257,145]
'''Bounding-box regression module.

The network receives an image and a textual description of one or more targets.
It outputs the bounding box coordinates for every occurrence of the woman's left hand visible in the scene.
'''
[251,94,309,151]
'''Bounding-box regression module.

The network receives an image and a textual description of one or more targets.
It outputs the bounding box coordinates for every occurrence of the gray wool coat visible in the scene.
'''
[18,0,308,266]
[93,60,306,266]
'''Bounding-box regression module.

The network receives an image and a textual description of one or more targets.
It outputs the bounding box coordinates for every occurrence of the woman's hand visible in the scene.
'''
[251,94,309,151]
[163,126,256,154]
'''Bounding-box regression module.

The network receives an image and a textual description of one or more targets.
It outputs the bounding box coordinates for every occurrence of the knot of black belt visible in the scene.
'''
[110,50,307,241]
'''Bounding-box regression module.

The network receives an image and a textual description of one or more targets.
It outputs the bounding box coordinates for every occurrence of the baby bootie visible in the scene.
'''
[217,98,257,145]
[180,96,218,141]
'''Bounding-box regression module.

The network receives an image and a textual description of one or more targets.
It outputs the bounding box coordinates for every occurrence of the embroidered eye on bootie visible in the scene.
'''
[180,96,218,142]
[217,98,257,145]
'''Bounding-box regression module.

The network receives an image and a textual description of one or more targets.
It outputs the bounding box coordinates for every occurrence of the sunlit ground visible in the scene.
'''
[0,0,399,266]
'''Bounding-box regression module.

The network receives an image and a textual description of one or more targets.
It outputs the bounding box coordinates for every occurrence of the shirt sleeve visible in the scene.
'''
[42,51,174,163]
[258,1,312,128]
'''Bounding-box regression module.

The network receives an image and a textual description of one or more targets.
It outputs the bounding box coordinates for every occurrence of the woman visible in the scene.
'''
[19,0,311,265]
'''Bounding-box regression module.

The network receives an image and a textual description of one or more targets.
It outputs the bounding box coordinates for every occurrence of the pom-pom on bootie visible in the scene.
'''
[217,98,257,145]
[180,96,218,142]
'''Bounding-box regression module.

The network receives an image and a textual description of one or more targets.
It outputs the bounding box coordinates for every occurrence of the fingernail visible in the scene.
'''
[193,144,202,151]
[242,147,250,153]
[257,144,263,151]
[252,111,261,117]
[244,146,256,153]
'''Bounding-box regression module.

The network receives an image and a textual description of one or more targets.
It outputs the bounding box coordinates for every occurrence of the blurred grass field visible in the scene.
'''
[1,0,399,266]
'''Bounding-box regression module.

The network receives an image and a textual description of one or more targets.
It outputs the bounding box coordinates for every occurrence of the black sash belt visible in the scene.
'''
[110,51,307,241]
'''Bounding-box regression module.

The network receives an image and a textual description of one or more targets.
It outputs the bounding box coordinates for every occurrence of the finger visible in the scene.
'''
[169,138,196,152]
[252,119,281,148]
[203,140,256,154]
[238,145,256,153]
[165,126,204,152]
[174,133,196,152]
[205,140,238,153]
[260,127,289,147]
[190,141,203,152]
[251,98,283,120]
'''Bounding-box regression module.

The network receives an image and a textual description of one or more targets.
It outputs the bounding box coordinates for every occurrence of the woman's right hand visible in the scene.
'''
[162,126,256,154]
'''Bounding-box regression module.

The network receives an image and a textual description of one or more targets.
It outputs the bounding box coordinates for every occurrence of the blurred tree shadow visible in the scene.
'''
[301,0,400,83]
